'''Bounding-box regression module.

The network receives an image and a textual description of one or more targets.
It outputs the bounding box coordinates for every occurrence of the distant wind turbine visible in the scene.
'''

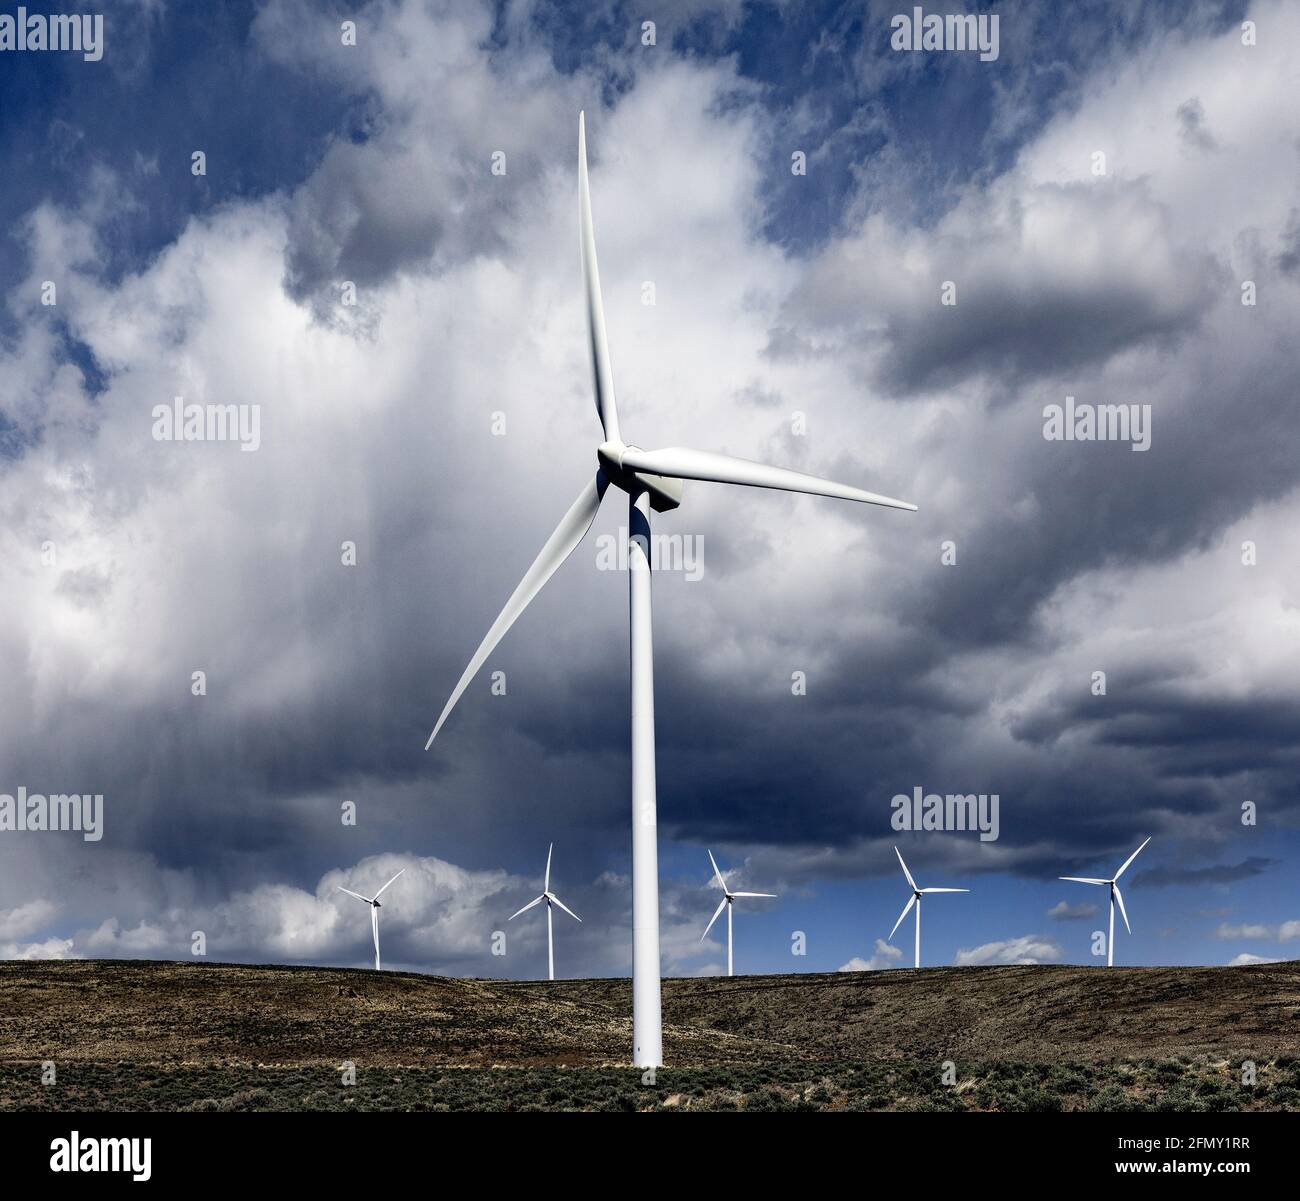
[1060,836,1150,966]
[700,850,776,977]
[337,869,405,971]
[888,847,969,969]
[508,843,582,981]
[424,112,916,1067]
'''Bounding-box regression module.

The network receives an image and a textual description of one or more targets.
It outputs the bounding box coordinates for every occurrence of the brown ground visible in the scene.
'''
[2,958,1298,1068]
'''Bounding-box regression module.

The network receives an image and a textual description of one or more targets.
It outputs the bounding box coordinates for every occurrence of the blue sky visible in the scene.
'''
[0,0,1297,978]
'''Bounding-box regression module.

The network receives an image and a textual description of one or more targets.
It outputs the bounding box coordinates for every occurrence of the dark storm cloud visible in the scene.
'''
[1136,857,1278,888]
[3,0,1298,975]
[781,179,1222,398]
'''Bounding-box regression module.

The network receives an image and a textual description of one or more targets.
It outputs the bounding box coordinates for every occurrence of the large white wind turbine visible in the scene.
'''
[1060,836,1150,967]
[888,847,968,969]
[337,869,405,971]
[508,842,582,981]
[700,850,776,977]
[425,113,916,1067]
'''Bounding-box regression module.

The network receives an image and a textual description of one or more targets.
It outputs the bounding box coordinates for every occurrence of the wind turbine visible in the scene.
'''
[337,869,405,971]
[424,112,917,1067]
[508,843,582,981]
[1060,836,1150,967]
[888,847,968,969]
[700,850,776,977]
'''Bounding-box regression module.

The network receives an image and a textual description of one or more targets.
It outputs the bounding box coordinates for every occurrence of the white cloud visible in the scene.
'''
[838,939,904,972]
[954,935,1062,966]
[1048,900,1098,921]
[1216,922,1273,940]
[1227,953,1281,967]
[0,852,519,971]
[0,937,78,960]
[1215,920,1300,945]
[0,899,58,940]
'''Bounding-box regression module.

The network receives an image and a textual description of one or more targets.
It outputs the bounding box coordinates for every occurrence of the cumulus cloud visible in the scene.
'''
[954,935,1063,966]
[1215,920,1300,944]
[0,899,58,940]
[1048,900,1097,922]
[0,937,78,960]
[839,939,904,972]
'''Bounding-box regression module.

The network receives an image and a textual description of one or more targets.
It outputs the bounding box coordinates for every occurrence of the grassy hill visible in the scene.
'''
[2,959,1298,1111]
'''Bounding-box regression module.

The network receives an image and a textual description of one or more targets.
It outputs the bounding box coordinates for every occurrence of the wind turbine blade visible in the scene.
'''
[549,894,582,922]
[701,896,727,940]
[579,111,620,443]
[1113,883,1132,934]
[373,868,405,899]
[730,892,777,898]
[425,472,607,748]
[888,893,917,941]
[337,887,371,904]
[371,905,381,970]
[618,446,916,512]
[545,843,553,894]
[894,846,918,891]
[707,849,727,892]
[919,887,969,893]
[507,894,546,921]
[1060,877,1109,885]
[1114,836,1151,880]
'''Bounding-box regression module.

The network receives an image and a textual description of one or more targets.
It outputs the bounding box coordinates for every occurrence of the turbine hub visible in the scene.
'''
[597,441,684,512]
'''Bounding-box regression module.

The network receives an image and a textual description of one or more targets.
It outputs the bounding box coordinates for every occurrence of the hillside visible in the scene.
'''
[2,959,1298,1111]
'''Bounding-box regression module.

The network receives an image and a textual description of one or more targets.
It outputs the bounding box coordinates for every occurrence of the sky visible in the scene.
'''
[1,0,1297,980]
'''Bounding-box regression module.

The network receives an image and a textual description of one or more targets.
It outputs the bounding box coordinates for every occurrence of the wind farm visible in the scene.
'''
[1,0,1295,1166]
[4,957,1298,1113]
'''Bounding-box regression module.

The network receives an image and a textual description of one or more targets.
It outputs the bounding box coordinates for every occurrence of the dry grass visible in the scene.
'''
[2,959,1298,1111]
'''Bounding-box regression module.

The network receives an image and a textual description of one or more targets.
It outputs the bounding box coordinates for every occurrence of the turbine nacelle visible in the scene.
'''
[597,441,684,512]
